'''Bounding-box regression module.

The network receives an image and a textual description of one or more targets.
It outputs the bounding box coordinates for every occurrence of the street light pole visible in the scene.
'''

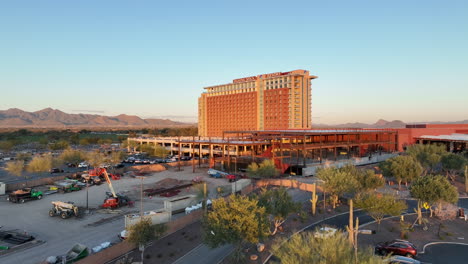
[136,176,145,218]
[86,165,89,214]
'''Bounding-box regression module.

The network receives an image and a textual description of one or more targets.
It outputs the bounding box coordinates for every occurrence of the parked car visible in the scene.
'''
[384,256,421,264]
[375,240,417,258]
[180,156,192,161]
[123,158,135,163]
[313,227,338,238]
[226,174,238,182]
[114,163,125,169]
[118,230,129,240]
[50,168,64,174]
[66,163,77,168]
[78,162,89,168]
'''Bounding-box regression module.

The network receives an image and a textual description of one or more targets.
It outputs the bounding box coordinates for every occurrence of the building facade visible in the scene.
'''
[198,70,317,137]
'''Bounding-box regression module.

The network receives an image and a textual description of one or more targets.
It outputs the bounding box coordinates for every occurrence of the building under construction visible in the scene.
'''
[129,128,398,175]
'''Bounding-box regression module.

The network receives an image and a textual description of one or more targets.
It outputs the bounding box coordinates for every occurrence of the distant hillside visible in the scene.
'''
[313,119,468,129]
[313,119,407,128]
[0,108,191,128]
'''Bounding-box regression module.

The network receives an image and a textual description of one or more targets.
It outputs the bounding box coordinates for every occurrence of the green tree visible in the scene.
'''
[16,152,32,162]
[49,140,70,150]
[256,187,301,235]
[154,145,170,158]
[59,148,86,165]
[127,218,167,263]
[440,153,467,181]
[109,151,126,165]
[410,175,459,220]
[86,151,106,168]
[406,144,447,172]
[341,164,385,192]
[203,195,269,260]
[316,167,358,208]
[465,165,468,193]
[0,140,15,151]
[381,155,423,189]
[79,138,90,145]
[27,154,59,172]
[272,230,384,264]
[355,193,407,230]
[247,159,278,178]
[6,160,25,177]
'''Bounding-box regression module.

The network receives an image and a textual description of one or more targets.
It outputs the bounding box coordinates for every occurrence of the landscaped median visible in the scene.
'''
[75,210,204,264]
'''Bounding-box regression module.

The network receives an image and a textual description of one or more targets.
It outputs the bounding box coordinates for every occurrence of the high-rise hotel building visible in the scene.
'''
[198,70,317,137]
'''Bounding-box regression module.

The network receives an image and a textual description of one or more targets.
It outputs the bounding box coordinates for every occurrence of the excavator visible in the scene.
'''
[100,168,131,209]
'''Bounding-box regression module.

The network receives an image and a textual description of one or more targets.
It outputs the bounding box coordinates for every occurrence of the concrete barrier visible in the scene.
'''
[231,179,251,193]
[124,209,172,228]
[164,195,198,215]
[302,153,397,176]
[255,179,324,193]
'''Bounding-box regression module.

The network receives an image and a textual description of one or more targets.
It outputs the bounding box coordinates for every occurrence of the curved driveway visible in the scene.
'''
[173,198,468,264]
[418,243,468,264]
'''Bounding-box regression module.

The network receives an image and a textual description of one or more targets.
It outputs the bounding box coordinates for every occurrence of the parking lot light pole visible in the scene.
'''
[86,165,89,214]
[136,176,145,218]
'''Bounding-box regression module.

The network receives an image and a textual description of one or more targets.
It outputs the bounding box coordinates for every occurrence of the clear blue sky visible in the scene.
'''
[1,0,467,124]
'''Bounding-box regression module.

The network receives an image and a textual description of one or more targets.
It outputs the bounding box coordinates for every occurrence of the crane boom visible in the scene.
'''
[102,169,117,198]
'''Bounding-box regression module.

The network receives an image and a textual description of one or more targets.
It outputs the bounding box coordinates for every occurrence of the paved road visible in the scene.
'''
[418,243,468,264]
[172,244,233,264]
[173,198,468,264]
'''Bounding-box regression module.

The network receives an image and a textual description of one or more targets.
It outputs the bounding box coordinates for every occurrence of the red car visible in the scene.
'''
[226,174,238,182]
[375,240,417,258]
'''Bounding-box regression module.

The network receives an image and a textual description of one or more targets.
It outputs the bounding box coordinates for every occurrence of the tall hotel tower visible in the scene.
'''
[198,70,317,137]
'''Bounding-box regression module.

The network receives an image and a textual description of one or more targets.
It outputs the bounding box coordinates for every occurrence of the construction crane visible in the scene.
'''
[100,168,131,209]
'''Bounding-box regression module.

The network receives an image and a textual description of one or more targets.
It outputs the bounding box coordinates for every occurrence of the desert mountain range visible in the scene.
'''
[0,108,188,128]
[0,108,466,129]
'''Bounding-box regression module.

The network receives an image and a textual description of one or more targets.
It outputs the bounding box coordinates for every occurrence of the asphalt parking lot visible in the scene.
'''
[0,166,228,264]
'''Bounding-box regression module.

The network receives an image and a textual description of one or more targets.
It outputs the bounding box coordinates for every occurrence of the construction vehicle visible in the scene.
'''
[100,168,131,209]
[7,188,43,203]
[208,168,229,178]
[80,173,102,185]
[49,201,79,219]
[55,179,85,193]
[46,243,89,264]
[89,167,121,180]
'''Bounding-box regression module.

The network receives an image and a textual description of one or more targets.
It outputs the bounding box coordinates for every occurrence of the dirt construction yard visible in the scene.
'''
[0,166,228,264]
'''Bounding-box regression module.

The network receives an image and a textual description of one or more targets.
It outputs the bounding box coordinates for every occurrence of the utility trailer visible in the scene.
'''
[54,180,85,193]
[0,230,34,245]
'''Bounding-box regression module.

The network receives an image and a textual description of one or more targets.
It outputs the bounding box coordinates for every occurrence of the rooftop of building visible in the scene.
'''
[415,133,468,142]
[203,69,317,90]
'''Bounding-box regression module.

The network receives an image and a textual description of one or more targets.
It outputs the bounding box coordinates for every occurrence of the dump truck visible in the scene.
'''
[7,188,43,203]
[49,201,79,219]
